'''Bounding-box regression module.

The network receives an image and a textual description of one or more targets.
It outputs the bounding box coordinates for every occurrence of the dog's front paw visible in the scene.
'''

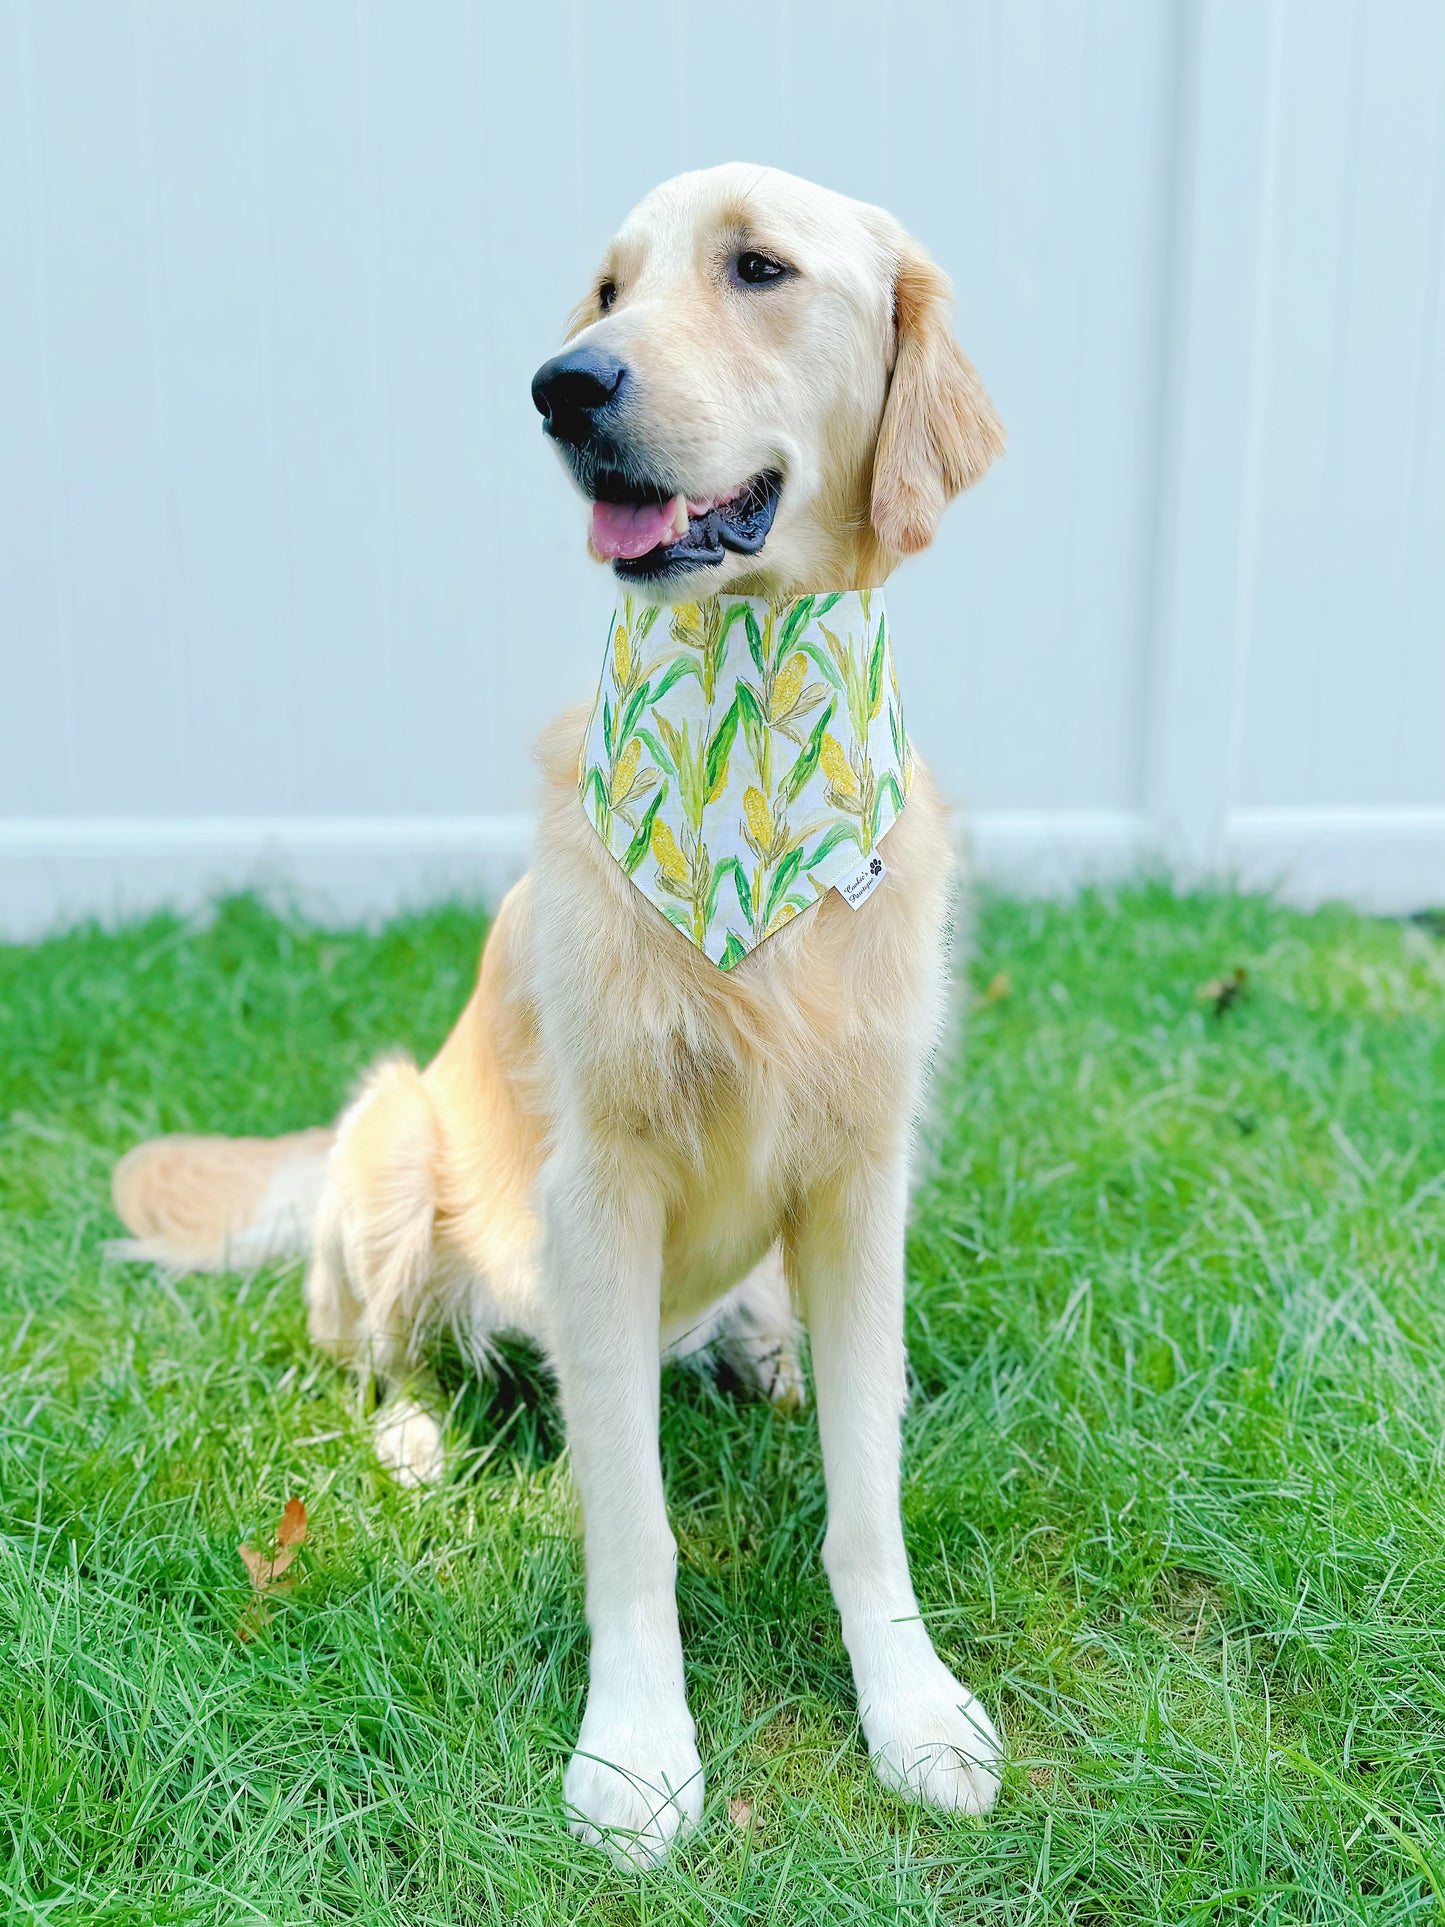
[564,1707,704,1868]
[861,1659,1002,1815]
[372,1390,445,1487]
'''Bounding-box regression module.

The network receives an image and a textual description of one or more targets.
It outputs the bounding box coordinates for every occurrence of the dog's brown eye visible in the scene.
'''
[731,250,790,289]
[597,280,617,312]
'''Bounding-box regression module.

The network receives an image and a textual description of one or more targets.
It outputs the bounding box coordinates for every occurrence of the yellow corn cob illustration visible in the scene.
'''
[771,652,806,720]
[743,786,774,849]
[612,621,631,688]
[650,816,688,884]
[611,738,640,804]
[669,603,704,651]
[819,733,859,797]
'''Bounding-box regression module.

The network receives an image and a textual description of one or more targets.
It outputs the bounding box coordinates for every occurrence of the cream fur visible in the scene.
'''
[111,163,1005,1868]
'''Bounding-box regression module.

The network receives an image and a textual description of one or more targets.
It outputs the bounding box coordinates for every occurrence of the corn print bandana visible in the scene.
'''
[578,590,912,970]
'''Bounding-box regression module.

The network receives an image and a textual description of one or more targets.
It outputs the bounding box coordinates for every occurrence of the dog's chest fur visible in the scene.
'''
[520,708,959,1320]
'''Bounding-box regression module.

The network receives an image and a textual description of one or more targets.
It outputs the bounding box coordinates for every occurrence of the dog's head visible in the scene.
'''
[531,164,1004,599]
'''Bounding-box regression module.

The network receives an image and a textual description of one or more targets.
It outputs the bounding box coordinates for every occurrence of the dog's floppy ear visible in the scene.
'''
[870,245,1005,556]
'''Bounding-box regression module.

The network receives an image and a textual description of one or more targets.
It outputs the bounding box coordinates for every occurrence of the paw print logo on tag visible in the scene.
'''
[836,851,889,910]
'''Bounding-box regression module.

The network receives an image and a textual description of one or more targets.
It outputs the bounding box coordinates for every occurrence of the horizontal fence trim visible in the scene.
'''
[965,811,1153,892]
[1223,807,1445,914]
[0,815,534,939]
[2,807,1440,941]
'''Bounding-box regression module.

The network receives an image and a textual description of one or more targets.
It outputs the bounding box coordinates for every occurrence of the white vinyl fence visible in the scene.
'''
[2,0,1443,937]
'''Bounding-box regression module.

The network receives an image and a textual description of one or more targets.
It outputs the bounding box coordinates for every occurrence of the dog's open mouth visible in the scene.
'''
[587,470,782,579]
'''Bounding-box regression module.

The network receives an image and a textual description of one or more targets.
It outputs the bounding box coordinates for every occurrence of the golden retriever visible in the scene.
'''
[113,162,1005,1866]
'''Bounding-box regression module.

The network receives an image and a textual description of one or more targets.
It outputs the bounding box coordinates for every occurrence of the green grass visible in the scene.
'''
[3,884,1445,1924]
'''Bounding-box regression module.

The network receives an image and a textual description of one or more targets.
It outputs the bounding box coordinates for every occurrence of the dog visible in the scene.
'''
[113,163,1006,1866]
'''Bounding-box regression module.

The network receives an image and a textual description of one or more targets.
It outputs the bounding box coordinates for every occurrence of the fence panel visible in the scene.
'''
[2,0,1442,933]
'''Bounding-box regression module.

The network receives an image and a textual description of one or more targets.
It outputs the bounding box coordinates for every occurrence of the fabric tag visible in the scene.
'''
[834,852,888,910]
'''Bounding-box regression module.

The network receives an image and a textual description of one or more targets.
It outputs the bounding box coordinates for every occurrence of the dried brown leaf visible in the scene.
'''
[728,1796,754,1831]
[276,1497,308,1549]
[238,1541,297,1590]
[237,1498,309,1619]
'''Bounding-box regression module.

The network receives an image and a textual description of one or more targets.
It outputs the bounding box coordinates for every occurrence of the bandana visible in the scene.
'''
[577,590,912,969]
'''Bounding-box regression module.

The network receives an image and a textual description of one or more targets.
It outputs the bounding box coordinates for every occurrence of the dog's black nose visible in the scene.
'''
[531,348,627,445]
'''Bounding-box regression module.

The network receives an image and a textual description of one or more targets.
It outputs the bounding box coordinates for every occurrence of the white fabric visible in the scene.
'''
[578,590,911,968]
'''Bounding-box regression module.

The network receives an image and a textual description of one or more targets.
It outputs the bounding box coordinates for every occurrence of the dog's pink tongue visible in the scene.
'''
[591,497,678,560]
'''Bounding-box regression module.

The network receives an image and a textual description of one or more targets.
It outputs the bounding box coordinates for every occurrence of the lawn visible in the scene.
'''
[2,884,1444,1925]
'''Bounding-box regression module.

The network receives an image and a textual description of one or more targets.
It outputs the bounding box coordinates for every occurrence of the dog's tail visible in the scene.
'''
[111,1127,335,1272]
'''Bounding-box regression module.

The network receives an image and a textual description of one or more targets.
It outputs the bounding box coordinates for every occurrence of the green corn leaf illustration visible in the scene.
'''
[871,771,905,840]
[584,766,610,824]
[620,785,667,874]
[867,616,886,718]
[705,696,740,799]
[744,608,766,676]
[811,592,842,621]
[710,601,747,697]
[706,853,751,926]
[778,701,835,805]
[888,697,904,767]
[619,680,650,746]
[635,725,675,778]
[650,653,703,703]
[703,856,728,925]
[719,600,751,647]
[735,678,767,768]
[719,931,749,971]
[735,678,766,732]
[804,819,861,870]
[601,695,614,759]
[728,856,754,925]
[795,640,846,690]
[763,847,805,928]
[777,595,815,657]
